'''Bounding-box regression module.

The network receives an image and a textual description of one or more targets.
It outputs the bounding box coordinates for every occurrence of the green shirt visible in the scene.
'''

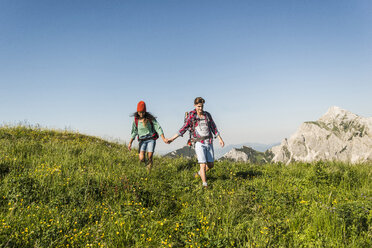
[131,118,164,140]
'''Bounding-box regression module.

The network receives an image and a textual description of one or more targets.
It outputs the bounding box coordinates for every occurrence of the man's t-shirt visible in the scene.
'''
[195,116,210,137]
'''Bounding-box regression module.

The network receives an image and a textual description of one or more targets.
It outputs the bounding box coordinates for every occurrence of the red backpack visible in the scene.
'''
[134,117,159,141]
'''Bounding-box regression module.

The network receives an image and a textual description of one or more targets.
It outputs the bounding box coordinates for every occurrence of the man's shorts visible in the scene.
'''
[139,139,156,153]
[195,141,214,164]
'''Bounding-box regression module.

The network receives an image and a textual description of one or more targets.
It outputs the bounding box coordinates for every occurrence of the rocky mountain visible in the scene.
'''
[270,106,372,164]
[219,146,273,164]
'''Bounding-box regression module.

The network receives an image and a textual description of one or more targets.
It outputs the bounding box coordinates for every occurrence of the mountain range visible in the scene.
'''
[164,142,278,160]
[165,106,372,164]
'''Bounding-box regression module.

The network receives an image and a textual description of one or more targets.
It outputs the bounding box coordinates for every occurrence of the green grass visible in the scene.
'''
[0,125,371,247]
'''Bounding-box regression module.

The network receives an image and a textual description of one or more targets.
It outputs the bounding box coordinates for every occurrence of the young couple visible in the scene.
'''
[128,97,224,188]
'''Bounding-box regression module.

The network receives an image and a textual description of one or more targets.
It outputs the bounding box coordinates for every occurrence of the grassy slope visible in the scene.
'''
[0,126,371,247]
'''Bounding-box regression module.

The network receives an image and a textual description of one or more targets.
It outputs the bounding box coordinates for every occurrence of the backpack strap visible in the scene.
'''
[189,111,194,132]
[134,117,139,128]
[150,120,159,140]
[204,111,211,126]
[186,111,197,147]
[135,116,154,130]
[134,117,139,141]
[189,111,213,145]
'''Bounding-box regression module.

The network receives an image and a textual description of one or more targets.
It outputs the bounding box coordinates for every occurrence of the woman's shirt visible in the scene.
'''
[131,118,164,140]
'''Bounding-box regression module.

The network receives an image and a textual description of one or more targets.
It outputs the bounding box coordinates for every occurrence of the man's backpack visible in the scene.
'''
[134,117,159,141]
[184,112,193,147]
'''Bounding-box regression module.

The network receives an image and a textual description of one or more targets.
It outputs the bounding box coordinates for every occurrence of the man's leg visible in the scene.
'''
[195,162,213,178]
[195,142,208,186]
[199,163,207,186]
[205,143,214,173]
[206,162,214,172]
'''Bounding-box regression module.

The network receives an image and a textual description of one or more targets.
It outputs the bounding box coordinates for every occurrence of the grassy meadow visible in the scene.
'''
[0,125,371,247]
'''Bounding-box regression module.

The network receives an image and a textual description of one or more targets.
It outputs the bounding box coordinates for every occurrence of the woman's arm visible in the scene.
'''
[152,119,168,143]
[128,138,135,151]
[160,134,169,143]
[128,121,137,150]
[152,119,164,136]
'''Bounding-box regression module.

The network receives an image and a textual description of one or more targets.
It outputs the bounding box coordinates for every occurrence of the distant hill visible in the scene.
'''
[215,142,278,159]
[163,145,196,159]
[219,146,274,164]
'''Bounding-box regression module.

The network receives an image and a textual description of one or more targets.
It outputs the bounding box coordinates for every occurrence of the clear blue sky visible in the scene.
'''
[1,0,371,153]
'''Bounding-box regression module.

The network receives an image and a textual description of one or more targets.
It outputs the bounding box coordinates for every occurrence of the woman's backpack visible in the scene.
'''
[134,117,159,141]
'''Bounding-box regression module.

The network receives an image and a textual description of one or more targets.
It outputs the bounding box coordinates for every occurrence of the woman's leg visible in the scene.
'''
[147,152,153,170]
[138,141,147,164]
[139,151,146,163]
[146,140,156,170]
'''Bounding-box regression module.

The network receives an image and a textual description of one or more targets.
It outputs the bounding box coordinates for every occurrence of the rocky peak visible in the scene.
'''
[318,106,359,124]
[303,106,369,138]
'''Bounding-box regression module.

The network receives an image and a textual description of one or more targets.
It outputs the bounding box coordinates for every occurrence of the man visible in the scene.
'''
[168,97,224,188]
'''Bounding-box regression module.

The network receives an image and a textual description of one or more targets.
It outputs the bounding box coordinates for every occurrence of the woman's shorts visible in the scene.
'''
[139,139,156,153]
[195,141,214,164]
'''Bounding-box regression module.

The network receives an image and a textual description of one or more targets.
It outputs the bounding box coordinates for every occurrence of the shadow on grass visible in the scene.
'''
[235,170,263,179]
[176,159,198,171]
[0,162,10,179]
[211,170,263,182]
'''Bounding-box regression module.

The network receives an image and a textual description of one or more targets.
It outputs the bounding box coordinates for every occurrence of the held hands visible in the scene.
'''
[164,135,223,146]
[165,137,175,144]
[161,134,173,144]
[163,136,174,144]
[167,134,178,144]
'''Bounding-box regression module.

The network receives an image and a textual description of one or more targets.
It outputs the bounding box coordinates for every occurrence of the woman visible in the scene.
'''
[128,101,168,170]
[168,97,224,188]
